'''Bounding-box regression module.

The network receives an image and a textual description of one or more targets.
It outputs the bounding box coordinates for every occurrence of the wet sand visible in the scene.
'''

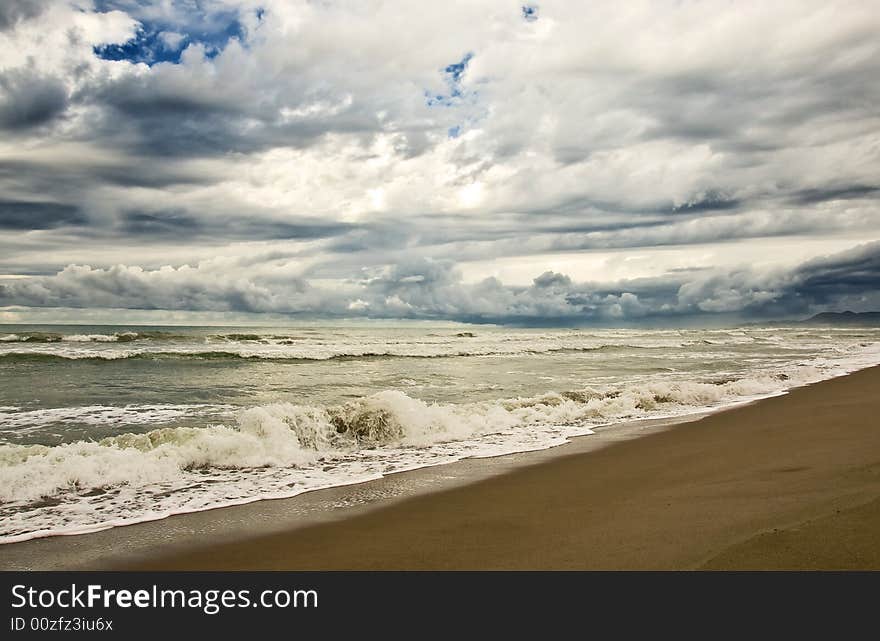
[126,366,880,570]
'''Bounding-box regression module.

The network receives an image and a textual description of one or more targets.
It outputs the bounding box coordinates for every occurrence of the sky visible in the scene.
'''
[0,0,879,326]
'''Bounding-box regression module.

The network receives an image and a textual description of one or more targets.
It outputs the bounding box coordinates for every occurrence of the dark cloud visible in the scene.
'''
[670,191,741,214]
[83,74,381,157]
[674,242,880,318]
[0,70,68,130]
[0,159,217,192]
[788,242,880,306]
[118,209,355,242]
[789,185,880,206]
[119,209,202,235]
[0,200,86,229]
[86,90,259,157]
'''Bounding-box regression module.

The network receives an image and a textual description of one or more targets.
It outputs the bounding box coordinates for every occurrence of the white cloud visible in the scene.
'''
[0,0,878,322]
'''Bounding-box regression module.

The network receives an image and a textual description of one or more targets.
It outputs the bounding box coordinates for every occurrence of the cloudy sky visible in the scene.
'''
[0,0,878,325]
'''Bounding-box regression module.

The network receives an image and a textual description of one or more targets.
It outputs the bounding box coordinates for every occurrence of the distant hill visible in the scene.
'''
[802,311,880,326]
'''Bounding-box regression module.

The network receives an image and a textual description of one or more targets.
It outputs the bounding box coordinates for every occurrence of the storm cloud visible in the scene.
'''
[0,1,878,324]
[0,70,68,130]
[3,242,878,325]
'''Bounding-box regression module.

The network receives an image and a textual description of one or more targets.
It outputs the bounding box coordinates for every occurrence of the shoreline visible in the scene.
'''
[2,366,878,570]
[127,365,880,570]
[0,410,707,570]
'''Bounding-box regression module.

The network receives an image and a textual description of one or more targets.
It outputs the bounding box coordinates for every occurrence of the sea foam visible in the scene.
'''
[0,363,848,542]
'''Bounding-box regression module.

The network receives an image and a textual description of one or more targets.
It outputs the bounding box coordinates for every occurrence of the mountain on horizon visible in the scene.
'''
[802,311,880,326]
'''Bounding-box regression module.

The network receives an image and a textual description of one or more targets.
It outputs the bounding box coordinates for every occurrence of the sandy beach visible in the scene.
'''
[118,366,880,570]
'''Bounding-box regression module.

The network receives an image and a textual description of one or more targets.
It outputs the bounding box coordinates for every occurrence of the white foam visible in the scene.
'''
[62,334,122,342]
[0,404,233,434]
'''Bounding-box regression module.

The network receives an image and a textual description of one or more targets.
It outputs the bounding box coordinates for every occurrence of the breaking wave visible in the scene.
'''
[0,372,809,513]
[0,331,181,344]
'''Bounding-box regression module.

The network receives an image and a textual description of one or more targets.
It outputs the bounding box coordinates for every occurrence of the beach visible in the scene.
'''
[116,365,880,570]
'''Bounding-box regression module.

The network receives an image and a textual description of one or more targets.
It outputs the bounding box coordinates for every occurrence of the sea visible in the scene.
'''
[1,322,878,543]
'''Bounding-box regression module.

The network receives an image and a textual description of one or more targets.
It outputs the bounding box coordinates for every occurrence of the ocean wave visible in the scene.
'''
[0,350,442,363]
[0,333,63,343]
[66,332,144,342]
[0,331,181,344]
[0,372,813,507]
[0,350,276,362]
[0,404,233,433]
[0,343,679,363]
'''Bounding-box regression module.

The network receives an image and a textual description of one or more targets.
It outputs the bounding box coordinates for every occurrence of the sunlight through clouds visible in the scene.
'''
[0,0,878,324]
